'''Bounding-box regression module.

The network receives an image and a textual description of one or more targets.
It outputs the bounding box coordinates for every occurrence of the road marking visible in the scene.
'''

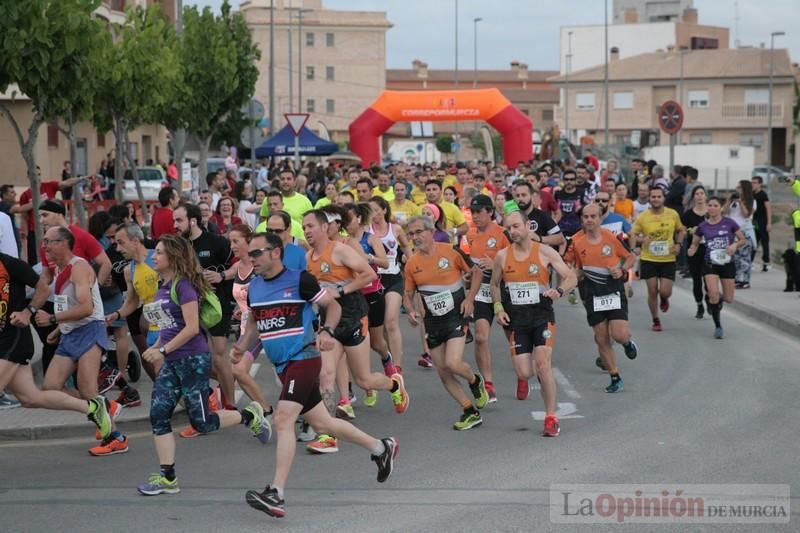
[531,402,584,421]
[553,367,581,399]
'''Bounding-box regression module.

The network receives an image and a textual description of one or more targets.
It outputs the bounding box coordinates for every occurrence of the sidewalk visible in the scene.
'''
[674,261,800,340]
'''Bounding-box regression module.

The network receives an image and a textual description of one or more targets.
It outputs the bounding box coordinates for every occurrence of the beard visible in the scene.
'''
[517,201,531,212]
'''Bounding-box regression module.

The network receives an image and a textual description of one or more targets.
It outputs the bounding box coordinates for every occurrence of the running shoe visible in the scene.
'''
[297,421,317,442]
[306,434,339,454]
[371,437,399,483]
[651,318,663,332]
[485,381,497,404]
[453,411,482,431]
[246,485,285,518]
[713,326,724,339]
[87,396,112,441]
[97,367,121,395]
[137,474,180,496]
[567,289,578,305]
[417,353,433,368]
[543,414,560,437]
[179,427,203,438]
[115,388,142,409]
[762,264,770,272]
[695,303,705,319]
[89,435,129,456]
[363,389,378,407]
[243,401,272,444]
[348,387,357,405]
[605,375,624,393]
[516,379,529,400]
[469,373,489,409]
[390,373,409,414]
[595,357,609,372]
[336,400,356,420]
[659,296,670,313]
[622,340,638,360]
[208,387,222,412]
[381,355,396,377]
[0,393,20,410]
[95,399,122,440]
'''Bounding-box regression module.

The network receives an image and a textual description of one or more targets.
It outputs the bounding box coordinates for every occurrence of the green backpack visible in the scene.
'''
[170,277,222,330]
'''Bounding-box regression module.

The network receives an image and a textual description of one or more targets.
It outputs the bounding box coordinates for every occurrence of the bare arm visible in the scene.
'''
[456,222,468,237]
[541,231,566,247]
[394,224,413,260]
[232,310,259,362]
[765,200,772,231]
[541,246,577,298]
[59,176,84,190]
[366,234,389,269]
[93,250,112,286]
[112,268,140,322]
[489,249,506,305]
[334,243,377,294]
[687,234,702,256]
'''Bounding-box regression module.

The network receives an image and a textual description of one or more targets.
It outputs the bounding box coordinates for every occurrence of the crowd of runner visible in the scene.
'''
[0,155,774,517]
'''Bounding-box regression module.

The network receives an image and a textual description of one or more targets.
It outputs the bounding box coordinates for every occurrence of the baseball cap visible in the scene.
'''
[469,194,494,211]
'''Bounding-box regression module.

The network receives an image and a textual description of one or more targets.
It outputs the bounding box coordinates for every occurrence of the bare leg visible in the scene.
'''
[645,278,659,319]
[319,345,343,415]
[511,353,534,381]
[473,318,493,382]
[232,356,271,410]
[153,433,176,466]
[533,346,556,416]
[114,326,130,379]
[593,322,618,375]
[211,336,235,404]
[442,335,475,381]
[75,345,103,399]
[345,336,393,392]
[7,363,91,413]
[383,292,404,367]
[270,400,304,490]
[335,353,351,398]
[304,401,379,451]
[428,342,473,407]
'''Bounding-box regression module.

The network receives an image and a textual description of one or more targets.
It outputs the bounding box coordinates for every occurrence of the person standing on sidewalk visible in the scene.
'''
[751,176,771,271]
[725,180,756,289]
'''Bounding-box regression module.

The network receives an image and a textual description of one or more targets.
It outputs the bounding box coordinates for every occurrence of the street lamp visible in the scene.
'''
[454,0,460,161]
[473,17,482,89]
[296,7,312,113]
[565,31,572,145]
[767,31,785,183]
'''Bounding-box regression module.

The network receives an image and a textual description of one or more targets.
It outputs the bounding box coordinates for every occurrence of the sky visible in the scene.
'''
[191,0,799,71]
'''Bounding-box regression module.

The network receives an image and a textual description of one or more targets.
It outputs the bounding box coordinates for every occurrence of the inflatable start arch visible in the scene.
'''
[348,89,533,167]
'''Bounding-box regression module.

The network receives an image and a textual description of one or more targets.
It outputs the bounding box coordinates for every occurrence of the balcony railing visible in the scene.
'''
[721,103,783,120]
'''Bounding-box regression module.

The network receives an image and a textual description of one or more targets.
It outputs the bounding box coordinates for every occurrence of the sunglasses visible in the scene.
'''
[563,178,576,182]
[594,199,610,204]
[247,246,275,259]
[266,228,286,234]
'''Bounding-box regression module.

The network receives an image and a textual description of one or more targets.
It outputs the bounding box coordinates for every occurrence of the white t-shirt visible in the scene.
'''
[0,211,18,258]
[632,200,650,220]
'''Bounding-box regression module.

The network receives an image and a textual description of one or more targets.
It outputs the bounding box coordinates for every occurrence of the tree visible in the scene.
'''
[169,1,260,180]
[0,0,105,255]
[436,135,454,155]
[92,5,180,222]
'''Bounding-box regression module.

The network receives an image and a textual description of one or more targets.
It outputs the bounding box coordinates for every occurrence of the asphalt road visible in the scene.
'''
[1,285,798,532]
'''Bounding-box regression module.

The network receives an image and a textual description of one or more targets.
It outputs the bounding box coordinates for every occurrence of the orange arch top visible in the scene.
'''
[371,89,513,122]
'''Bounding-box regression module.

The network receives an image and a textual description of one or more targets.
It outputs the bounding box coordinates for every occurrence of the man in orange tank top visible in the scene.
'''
[403,215,488,431]
[572,203,639,394]
[303,210,409,455]
[490,211,576,437]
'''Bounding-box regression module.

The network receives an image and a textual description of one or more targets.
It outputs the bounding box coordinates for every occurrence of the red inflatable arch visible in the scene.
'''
[348,89,533,167]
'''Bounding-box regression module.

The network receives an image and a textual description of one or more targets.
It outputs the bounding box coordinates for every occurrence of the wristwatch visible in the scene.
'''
[556,287,565,298]
[49,315,57,326]
[320,325,336,337]
[337,285,345,297]
[27,305,38,316]
[159,346,168,355]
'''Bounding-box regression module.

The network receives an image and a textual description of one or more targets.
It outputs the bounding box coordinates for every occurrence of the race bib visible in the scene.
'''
[593,293,622,312]
[475,283,492,304]
[54,295,68,315]
[710,248,731,265]
[394,212,407,224]
[649,240,670,256]
[423,291,455,316]
[142,301,176,329]
[507,282,540,305]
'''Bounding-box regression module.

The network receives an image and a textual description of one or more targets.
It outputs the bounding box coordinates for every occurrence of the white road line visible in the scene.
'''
[553,367,581,400]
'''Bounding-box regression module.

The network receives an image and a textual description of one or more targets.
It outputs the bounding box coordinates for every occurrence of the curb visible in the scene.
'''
[673,277,800,341]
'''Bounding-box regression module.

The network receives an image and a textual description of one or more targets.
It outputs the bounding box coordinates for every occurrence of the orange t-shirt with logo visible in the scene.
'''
[405,242,470,323]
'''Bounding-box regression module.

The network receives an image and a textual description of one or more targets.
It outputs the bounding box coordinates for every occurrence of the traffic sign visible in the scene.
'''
[240,127,267,149]
[658,100,683,135]
[242,99,265,120]
[285,113,310,136]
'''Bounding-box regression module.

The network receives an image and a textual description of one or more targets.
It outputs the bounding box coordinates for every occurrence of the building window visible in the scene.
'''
[691,37,719,50]
[47,124,59,148]
[541,109,554,121]
[576,92,595,110]
[326,66,335,81]
[326,32,335,47]
[306,32,314,47]
[744,88,769,104]
[97,133,106,148]
[740,132,764,149]
[306,66,315,81]
[326,99,335,114]
[688,90,709,108]
[307,99,315,113]
[689,132,712,145]
[613,91,634,109]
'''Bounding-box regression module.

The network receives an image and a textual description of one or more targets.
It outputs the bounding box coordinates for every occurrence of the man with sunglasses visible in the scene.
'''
[594,191,632,238]
[266,211,306,270]
[554,169,584,238]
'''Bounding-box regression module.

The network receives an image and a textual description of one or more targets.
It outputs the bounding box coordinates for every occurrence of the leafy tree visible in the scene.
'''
[436,135,454,154]
[0,0,105,253]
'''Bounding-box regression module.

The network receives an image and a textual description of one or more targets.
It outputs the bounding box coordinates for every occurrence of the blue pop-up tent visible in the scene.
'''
[254,125,338,158]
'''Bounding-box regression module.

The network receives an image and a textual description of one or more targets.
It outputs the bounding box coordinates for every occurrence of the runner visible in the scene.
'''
[572,204,639,393]
[688,197,746,339]
[265,211,307,270]
[303,210,408,454]
[403,215,488,430]
[554,169,585,238]
[240,232,398,518]
[512,181,566,246]
[681,186,709,319]
[0,249,114,444]
[465,194,510,403]
[136,234,270,496]
[490,211,576,435]
[631,186,685,331]
[33,226,128,456]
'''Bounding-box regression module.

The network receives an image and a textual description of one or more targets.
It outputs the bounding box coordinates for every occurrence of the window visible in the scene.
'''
[576,92,595,110]
[740,132,763,149]
[326,99,335,114]
[744,89,769,104]
[689,132,712,145]
[325,66,335,81]
[47,124,59,148]
[306,32,315,47]
[326,32,335,47]
[613,91,634,109]
[691,37,719,50]
[541,109,554,121]
[688,90,709,108]
[306,66,315,80]
[97,133,105,148]
[306,99,315,113]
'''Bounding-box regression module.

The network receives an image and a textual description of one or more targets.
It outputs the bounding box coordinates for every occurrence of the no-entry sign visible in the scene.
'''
[658,100,683,135]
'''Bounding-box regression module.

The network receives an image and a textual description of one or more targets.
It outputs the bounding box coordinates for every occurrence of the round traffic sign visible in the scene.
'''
[658,100,683,135]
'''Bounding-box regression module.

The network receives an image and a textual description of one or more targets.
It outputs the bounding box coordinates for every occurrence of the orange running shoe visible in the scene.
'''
[89,435,129,456]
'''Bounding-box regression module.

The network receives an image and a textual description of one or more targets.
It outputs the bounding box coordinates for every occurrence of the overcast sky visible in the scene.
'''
[192,0,798,71]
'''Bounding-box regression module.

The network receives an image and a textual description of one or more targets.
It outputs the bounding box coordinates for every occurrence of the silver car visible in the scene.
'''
[751,165,794,184]
[122,167,168,201]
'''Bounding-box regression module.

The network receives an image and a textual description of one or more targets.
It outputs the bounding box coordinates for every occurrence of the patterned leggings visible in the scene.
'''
[734,234,755,284]
[150,352,220,436]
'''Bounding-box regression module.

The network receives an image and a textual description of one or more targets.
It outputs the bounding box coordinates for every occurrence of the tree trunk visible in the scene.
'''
[169,127,186,167]
[197,134,211,186]
[120,120,150,227]
[59,119,87,227]
[114,121,124,203]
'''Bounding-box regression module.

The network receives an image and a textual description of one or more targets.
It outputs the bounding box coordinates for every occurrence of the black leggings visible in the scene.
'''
[687,246,706,304]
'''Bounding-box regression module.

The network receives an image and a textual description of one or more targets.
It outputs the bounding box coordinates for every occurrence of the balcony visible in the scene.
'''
[721,103,783,121]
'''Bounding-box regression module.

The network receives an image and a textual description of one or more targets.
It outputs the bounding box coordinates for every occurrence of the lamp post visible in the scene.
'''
[268,0,274,136]
[603,0,609,147]
[454,0,460,161]
[297,8,312,112]
[767,31,785,184]
[473,17,482,89]
[565,31,572,146]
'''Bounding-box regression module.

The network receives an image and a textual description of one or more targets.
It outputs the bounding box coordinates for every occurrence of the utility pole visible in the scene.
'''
[288,11,293,112]
[473,17,482,88]
[174,0,185,166]
[565,31,572,146]
[453,0,460,161]
[269,0,274,139]
[767,31,785,183]
[603,0,609,147]
[297,8,312,112]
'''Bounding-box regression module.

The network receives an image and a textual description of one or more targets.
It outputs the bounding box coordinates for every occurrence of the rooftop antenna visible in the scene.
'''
[734,0,740,48]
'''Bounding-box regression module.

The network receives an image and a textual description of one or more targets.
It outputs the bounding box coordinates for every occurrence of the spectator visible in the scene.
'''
[151,187,179,240]
[0,185,20,254]
[725,180,756,289]
[61,161,74,201]
[751,176,771,271]
[209,196,243,236]
[235,179,258,229]
[666,165,687,214]
[198,201,218,235]
[613,183,634,223]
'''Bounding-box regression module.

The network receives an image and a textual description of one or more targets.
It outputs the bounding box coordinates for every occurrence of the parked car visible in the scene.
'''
[122,167,168,201]
[205,158,227,177]
[752,165,794,184]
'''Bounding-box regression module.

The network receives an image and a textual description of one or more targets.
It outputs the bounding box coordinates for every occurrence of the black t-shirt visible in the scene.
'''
[554,189,584,236]
[526,208,561,238]
[754,190,769,224]
[190,230,233,304]
[0,253,39,344]
[666,177,686,214]
[681,208,707,244]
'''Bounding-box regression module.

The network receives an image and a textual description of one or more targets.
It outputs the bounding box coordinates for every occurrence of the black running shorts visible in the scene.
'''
[639,260,677,281]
